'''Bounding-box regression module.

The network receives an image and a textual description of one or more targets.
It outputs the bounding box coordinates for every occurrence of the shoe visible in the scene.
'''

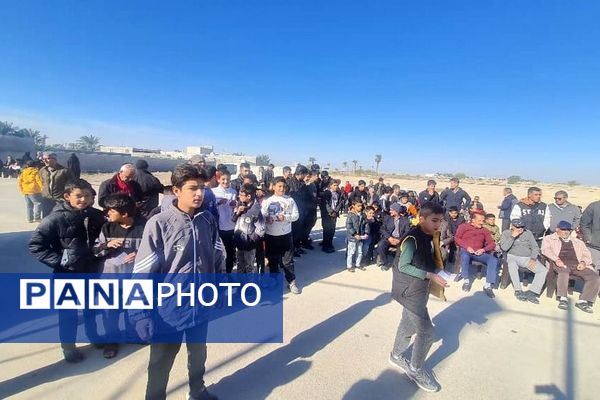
[388,353,411,374]
[514,290,527,302]
[63,348,84,363]
[462,282,471,292]
[318,242,324,247]
[322,247,335,254]
[347,267,356,273]
[454,273,463,282]
[407,367,441,393]
[289,280,301,294]
[103,344,119,359]
[356,266,366,271]
[524,291,540,304]
[558,299,569,310]
[189,388,219,400]
[298,248,307,254]
[483,287,495,299]
[574,301,593,314]
[302,243,314,250]
[293,251,302,258]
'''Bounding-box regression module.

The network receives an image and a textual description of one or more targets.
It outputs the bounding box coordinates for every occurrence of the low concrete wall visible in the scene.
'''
[50,151,185,173]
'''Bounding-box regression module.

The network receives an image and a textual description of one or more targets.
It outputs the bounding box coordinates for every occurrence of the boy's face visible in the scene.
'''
[358,184,366,191]
[354,203,364,213]
[64,188,93,210]
[239,192,252,204]
[107,208,128,223]
[485,217,496,226]
[449,210,459,219]
[219,174,231,188]
[366,209,375,219]
[273,182,286,196]
[174,179,205,210]
[420,213,444,235]
[330,182,339,191]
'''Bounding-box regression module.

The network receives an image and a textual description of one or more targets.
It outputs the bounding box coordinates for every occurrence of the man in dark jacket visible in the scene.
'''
[230,162,251,193]
[581,200,600,271]
[377,203,411,270]
[133,160,165,218]
[418,180,441,207]
[509,187,548,241]
[439,178,471,213]
[98,163,144,209]
[497,187,518,231]
[288,165,312,255]
[320,179,343,253]
[262,164,275,188]
[39,152,75,218]
[29,179,105,362]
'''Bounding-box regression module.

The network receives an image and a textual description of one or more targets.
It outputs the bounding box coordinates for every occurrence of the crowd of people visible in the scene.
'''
[8,152,600,396]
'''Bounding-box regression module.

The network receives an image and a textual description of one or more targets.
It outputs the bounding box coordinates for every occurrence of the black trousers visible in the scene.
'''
[265,233,296,283]
[42,198,57,219]
[255,237,266,274]
[321,215,337,248]
[292,214,306,249]
[219,229,236,273]
[58,308,100,349]
[303,208,318,243]
[146,322,208,400]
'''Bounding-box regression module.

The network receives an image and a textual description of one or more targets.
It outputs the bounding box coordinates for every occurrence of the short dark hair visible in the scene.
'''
[64,179,94,195]
[104,193,136,216]
[448,206,459,212]
[358,180,366,186]
[239,183,257,198]
[171,164,207,188]
[240,162,250,169]
[365,205,375,212]
[427,179,436,186]
[450,177,459,183]
[420,202,444,218]
[295,165,309,175]
[283,166,291,173]
[528,186,542,195]
[485,213,495,219]
[351,199,364,207]
[206,166,217,180]
[219,169,231,177]
[268,163,275,168]
[273,176,287,186]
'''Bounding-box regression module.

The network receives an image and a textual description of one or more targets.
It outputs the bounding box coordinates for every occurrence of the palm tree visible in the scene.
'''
[351,160,358,174]
[342,161,348,172]
[308,157,316,166]
[256,154,271,166]
[77,135,101,151]
[374,154,382,175]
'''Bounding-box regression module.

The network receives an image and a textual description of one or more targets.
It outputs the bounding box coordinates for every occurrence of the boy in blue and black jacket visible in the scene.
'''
[29,179,105,363]
[232,183,266,273]
[346,200,369,272]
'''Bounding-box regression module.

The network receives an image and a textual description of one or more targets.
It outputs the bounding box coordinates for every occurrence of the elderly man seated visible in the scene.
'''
[542,221,600,313]
[499,219,547,303]
[455,211,498,298]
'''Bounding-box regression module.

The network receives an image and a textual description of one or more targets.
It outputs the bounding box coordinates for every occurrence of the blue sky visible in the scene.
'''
[1,1,599,183]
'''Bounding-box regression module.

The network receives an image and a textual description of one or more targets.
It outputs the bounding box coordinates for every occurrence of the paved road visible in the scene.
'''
[0,178,598,399]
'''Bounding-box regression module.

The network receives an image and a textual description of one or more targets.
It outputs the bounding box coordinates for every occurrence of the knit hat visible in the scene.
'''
[135,159,149,170]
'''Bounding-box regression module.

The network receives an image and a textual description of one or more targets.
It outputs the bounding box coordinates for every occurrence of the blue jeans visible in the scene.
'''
[347,240,363,269]
[25,193,43,222]
[459,249,499,284]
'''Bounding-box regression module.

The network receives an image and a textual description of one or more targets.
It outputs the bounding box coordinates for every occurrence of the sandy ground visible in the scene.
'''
[0,176,599,400]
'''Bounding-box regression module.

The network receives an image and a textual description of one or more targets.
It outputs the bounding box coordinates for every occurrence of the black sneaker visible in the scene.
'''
[189,388,219,400]
[574,301,593,314]
[388,353,411,374]
[454,273,463,282]
[514,290,527,301]
[302,243,314,250]
[462,282,471,292]
[293,251,302,258]
[407,367,441,392]
[483,287,495,298]
[63,348,84,363]
[356,266,366,271]
[322,247,336,254]
[347,267,356,273]
[525,291,540,304]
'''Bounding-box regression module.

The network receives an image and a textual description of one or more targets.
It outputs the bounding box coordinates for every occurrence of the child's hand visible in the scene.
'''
[276,214,285,222]
[218,198,228,205]
[107,239,124,249]
[124,252,137,264]
[361,234,369,240]
[135,318,154,341]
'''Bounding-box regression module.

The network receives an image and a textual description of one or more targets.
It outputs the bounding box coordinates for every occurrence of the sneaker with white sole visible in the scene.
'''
[407,367,441,392]
[289,280,301,294]
[388,353,411,374]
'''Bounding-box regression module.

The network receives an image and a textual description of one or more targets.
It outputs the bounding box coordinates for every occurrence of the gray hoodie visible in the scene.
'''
[499,229,540,259]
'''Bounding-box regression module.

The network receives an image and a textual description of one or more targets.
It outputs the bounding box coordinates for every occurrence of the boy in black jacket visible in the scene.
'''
[29,179,105,362]
[346,200,369,272]
[320,179,343,253]
[93,193,146,358]
[233,184,266,273]
[389,202,448,392]
[377,204,411,270]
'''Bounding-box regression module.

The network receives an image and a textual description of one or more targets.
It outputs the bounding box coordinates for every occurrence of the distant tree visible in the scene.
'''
[77,135,101,151]
[507,175,523,184]
[0,121,16,135]
[308,157,316,166]
[342,161,348,172]
[454,172,467,180]
[567,180,579,186]
[374,154,382,175]
[256,154,271,166]
[352,160,358,174]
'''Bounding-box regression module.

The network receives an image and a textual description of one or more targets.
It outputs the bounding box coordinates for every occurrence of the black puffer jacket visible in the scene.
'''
[29,202,105,272]
[133,168,165,217]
